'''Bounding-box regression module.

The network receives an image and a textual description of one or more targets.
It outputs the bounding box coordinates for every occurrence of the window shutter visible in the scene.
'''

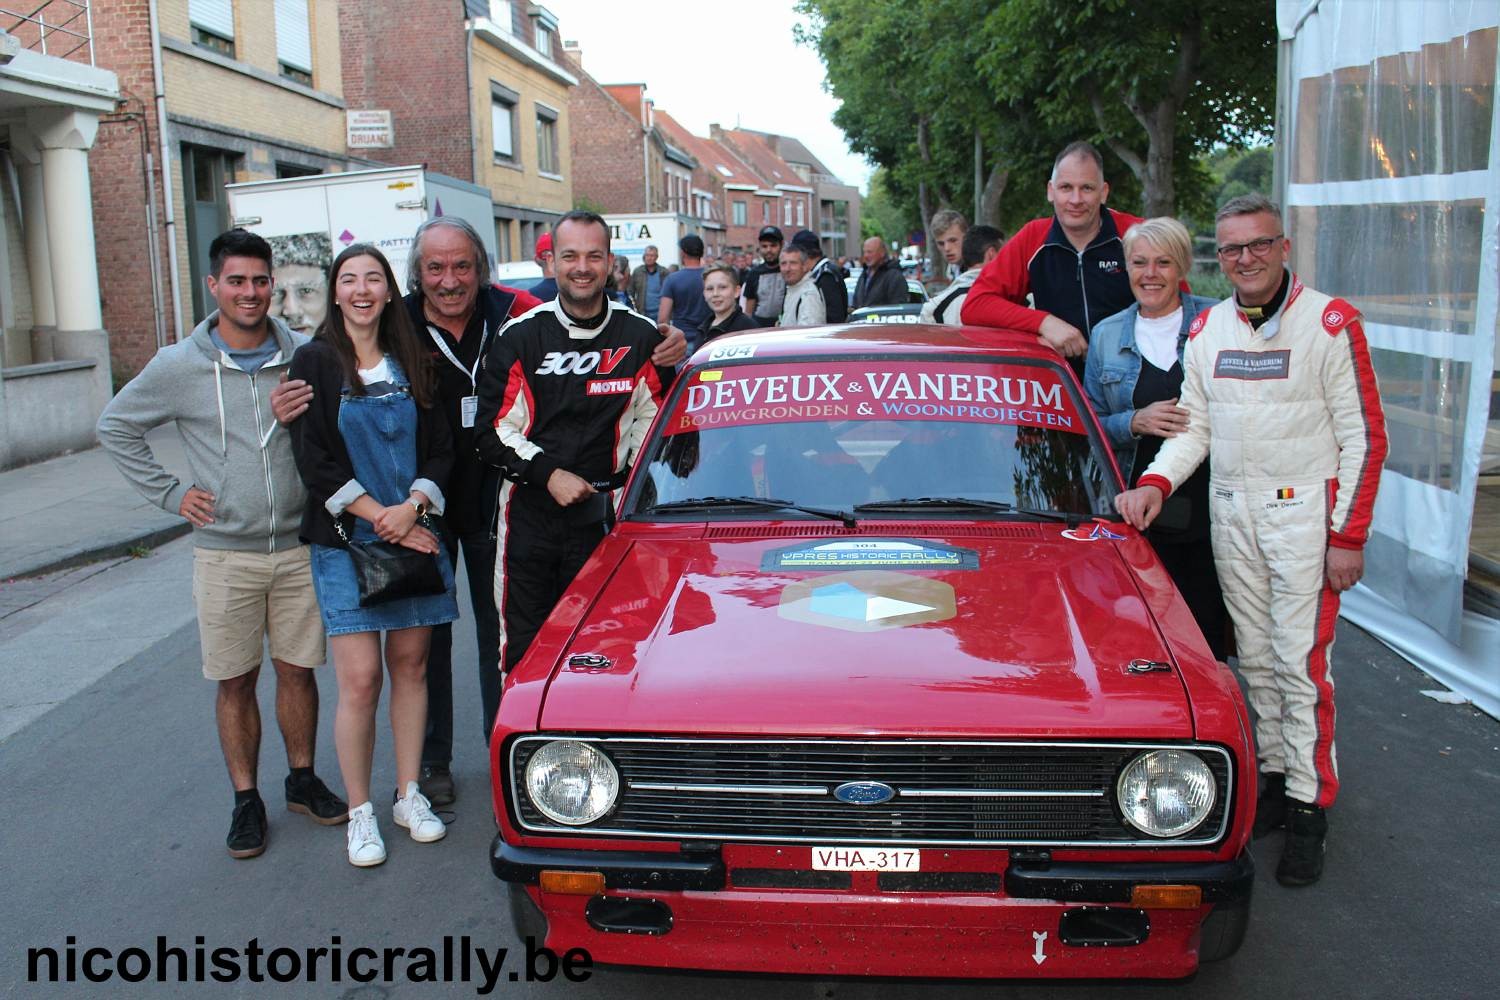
[189,0,234,39]
[274,0,312,72]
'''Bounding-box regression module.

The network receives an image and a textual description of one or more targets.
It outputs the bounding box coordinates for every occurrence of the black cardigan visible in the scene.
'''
[288,338,454,548]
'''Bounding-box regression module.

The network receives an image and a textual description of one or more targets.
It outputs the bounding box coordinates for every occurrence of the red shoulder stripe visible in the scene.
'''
[1322,297,1358,336]
[1187,312,1208,340]
[1330,317,1387,545]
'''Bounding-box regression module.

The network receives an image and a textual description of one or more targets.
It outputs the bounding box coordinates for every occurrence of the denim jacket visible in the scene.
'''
[1083,294,1219,480]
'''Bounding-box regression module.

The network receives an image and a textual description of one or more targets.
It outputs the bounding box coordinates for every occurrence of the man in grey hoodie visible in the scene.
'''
[97,228,346,859]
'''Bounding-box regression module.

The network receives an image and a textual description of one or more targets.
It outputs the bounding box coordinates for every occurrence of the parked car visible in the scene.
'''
[489,324,1256,980]
[850,303,925,323]
[494,260,546,293]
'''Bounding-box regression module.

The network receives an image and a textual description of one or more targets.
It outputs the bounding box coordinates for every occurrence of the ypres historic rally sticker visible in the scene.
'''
[667,361,1085,436]
[1060,522,1126,542]
[762,538,980,572]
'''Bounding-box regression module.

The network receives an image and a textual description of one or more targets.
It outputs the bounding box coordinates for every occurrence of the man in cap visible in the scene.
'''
[742,226,787,327]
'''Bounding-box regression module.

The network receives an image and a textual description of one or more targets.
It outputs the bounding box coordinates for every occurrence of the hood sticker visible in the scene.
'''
[666,360,1084,436]
[1061,522,1126,542]
[762,538,979,571]
[779,571,957,632]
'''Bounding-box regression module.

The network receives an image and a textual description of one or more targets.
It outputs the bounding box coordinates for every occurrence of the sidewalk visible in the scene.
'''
[0,427,191,581]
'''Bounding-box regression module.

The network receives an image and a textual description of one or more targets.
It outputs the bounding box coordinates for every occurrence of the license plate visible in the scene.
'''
[811,847,920,871]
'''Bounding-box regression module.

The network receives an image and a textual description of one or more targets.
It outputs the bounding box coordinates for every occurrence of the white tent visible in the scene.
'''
[1276,0,1500,716]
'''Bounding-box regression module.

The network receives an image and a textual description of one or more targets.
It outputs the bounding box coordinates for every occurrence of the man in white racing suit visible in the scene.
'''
[1115,194,1387,887]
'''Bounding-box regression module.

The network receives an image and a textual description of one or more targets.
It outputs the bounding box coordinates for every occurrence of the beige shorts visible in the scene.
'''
[192,546,326,680]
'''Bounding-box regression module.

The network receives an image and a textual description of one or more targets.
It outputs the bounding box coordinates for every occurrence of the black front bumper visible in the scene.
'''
[493,834,1253,903]
[491,836,726,891]
[1005,853,1255,903]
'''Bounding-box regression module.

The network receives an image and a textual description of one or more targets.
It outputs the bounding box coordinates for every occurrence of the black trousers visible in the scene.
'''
[1151,534,1230,662]
[422,524,502,765]
[497,485,609,673]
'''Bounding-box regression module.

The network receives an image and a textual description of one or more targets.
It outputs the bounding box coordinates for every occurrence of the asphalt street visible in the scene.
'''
[1,543,1497,999]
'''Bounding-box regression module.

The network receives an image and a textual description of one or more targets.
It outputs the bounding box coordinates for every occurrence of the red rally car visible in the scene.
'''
[489,324,1256,979]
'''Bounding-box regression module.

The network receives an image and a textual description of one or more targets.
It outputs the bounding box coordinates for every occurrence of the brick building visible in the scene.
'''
[340,0,471,182]
[711,126,816,250]
[564,50,688,222]
[693,137,776,253]
[463,1,575,260]
[651,110,728,257]
[740,129,862,261]
[89,0,361,383]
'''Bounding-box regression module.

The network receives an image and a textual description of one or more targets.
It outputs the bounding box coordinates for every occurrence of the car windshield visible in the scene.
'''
[625,356,1120,520]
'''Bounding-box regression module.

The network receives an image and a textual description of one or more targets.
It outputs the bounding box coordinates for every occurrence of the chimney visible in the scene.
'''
[563,40,581,67]
[644,98,654,129]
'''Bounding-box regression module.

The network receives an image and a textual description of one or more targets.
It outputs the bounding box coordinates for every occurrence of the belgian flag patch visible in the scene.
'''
[1276,487,1296,500]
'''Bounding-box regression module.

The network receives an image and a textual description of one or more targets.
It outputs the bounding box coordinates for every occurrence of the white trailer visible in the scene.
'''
[605,212,701,269]
[226,165,497,296]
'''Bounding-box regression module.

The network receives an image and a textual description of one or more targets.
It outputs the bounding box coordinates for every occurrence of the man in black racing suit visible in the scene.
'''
[475,210,676,675]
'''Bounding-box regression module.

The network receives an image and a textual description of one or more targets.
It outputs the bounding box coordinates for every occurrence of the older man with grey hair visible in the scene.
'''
[271,216,687,807]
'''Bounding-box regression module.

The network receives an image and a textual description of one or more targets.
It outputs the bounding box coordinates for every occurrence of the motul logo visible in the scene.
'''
[535,347,631,376]
[586,378,634,396]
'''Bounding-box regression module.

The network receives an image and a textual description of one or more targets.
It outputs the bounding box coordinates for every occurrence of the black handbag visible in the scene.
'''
[334,515,446,608]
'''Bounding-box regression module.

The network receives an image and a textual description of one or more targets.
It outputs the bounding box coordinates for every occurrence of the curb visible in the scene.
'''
[6,522,194,581]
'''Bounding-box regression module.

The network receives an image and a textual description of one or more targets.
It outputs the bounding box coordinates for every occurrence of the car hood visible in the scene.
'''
[539,528,1193,739]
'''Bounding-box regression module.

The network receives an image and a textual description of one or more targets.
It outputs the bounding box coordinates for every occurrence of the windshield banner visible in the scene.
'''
[665,362,1085,436]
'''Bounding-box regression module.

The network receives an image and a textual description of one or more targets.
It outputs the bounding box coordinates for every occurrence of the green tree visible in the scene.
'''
[861,167,914,246]
[799,0,1274,238]
[979,0,1274,218]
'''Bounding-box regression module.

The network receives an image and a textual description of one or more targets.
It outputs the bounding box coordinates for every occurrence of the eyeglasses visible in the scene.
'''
[1215,236,1283,261]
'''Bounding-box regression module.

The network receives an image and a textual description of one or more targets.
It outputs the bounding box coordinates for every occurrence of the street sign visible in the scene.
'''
[346,110,394,149]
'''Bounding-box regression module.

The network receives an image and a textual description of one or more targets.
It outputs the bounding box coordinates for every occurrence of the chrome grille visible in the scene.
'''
[509,738,1233,848]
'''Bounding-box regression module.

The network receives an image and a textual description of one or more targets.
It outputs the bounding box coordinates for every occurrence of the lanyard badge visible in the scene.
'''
[428,323,487,427]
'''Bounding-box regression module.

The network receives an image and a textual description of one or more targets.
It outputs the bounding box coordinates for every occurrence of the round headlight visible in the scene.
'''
[1116,749,1216,838]
[525,740,620,826]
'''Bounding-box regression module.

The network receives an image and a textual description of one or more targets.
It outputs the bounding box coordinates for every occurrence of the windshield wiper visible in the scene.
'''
[647,495,856,528]
[853,497,1081,523]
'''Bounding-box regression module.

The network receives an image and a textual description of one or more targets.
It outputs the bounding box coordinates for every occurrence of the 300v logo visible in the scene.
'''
[535,348,631,376]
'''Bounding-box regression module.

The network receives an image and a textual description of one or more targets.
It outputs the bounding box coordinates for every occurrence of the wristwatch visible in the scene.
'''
[409,498,429,518]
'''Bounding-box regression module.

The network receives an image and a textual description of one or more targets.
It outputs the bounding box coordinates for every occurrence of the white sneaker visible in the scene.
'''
[346,802,386,867]
[393,781,447,843]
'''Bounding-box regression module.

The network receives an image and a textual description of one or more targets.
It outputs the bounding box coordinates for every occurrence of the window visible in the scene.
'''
[491,83,520,162]
[274,0,313,84]
[783,200,791,225]
[496,218,513,262]
[762,201,770,224]
[276,161,320,179]
[733,201,747,226]
[189,0,235,57]
[796,200,805,227]
[536,105,560,174]
[535,24,553,58]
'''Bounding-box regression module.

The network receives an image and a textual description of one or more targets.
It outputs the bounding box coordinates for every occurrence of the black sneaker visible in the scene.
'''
[1252,773,1287,838]
[285,773,349,825]
[227,797,268,859]
[419,764,456,807]
[1276,801,1328,887]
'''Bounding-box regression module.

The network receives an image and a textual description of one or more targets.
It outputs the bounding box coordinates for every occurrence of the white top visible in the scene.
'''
[1135,307,1183,373]
[357,356,392,385]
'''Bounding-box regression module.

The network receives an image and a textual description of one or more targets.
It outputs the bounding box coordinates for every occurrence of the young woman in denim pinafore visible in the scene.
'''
[310,354,458,632]
[289,245,457,868]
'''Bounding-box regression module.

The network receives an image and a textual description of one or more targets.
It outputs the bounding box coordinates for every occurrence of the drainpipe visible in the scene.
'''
[147,0,183,341]
[641,132,651,211]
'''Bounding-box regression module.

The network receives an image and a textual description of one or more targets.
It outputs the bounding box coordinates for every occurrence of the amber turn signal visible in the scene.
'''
[539,870,607,895]
[1129,884,1203,909]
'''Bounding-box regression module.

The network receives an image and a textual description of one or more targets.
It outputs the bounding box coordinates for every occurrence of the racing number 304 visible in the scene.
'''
[811,847,921,872]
